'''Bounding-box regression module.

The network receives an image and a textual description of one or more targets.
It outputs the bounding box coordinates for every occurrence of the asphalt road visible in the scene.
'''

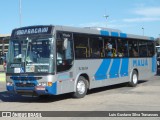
[0,70,160,120]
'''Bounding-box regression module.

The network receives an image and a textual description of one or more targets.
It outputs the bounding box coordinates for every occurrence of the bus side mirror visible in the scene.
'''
[63,38,68,50]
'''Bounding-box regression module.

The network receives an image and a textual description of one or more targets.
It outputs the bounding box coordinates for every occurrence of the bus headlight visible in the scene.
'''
[37,82,47,86]
[7,82,13,86]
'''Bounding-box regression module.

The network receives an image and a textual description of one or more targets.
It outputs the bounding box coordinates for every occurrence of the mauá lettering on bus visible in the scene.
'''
[133,59,148,67]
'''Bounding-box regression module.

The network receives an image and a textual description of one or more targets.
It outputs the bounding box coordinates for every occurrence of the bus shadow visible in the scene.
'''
[0,80,148,103]
[156,68,160,76]
[88,83,127,95]
[0,91,72,103]
[87,80,147,95]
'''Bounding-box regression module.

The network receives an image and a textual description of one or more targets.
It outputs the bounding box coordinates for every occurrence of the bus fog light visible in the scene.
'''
[42,82,47,86]
[37,83,42,86]
[48,82,52,86]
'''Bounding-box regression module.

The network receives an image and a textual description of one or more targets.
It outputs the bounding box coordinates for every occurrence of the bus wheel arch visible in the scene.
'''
[80,74,90,89]
[72,73,90,98]
[128,69,139,87]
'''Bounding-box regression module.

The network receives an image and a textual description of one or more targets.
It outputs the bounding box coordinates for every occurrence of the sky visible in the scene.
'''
[0,0,160,38]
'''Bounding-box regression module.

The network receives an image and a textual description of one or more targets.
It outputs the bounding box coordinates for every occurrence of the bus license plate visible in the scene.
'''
[35,86,45,90]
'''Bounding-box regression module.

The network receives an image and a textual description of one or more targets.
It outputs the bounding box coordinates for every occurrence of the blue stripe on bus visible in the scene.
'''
[46,82,57,95]
[100,30,109,36]
[120,33,127,38]
[109,58,121,78]
[111,32,119,37]
[95,59,111,80]
[152,55,156,73]
[120,58,129,77]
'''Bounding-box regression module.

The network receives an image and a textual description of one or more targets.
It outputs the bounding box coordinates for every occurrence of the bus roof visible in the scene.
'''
[54,25,154,41]
[11,25,155,41]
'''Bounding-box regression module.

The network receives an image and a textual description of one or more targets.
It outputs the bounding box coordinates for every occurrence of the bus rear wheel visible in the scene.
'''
[72,76,88,98]
[128,70,138,87]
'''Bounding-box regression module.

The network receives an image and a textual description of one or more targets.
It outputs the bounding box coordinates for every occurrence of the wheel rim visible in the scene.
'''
[133,74,138,84]
[77,81,85,94]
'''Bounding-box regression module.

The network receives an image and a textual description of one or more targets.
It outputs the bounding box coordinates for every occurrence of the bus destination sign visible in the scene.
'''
[11,26,52,37]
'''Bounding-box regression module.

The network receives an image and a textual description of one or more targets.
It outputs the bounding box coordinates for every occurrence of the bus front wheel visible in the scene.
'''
[128,70,138,87]
[72,76,88,98]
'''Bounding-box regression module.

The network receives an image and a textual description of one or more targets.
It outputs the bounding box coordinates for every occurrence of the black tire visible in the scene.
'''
[72,76,88,98]
[128,70,138,87]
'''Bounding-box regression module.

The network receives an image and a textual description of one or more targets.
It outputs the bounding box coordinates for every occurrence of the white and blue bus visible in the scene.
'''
[6,25,156,98]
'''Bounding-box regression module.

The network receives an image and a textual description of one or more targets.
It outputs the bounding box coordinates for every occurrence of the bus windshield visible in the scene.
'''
[7,37,55,73]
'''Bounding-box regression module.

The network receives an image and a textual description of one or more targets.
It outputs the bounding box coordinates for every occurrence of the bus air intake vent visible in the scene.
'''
[10,77,42,80]
[15,83,35,87]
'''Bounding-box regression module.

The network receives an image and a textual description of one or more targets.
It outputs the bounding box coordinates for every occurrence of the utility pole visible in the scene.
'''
[19,0,22,27]
[104,15,109,28]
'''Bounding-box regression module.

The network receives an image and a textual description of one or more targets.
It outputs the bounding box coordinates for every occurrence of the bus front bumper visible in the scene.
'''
[6,82,57,96]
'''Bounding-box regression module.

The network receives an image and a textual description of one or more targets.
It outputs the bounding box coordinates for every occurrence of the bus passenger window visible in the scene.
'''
[117,39,128,57]
[74,34,89,59]
[139,41,148,57]
[148,41,155,57]
[90,36,103,58]
[128,40,139,57]
[105,41,112,57]
[132,48,139,57]
[104,38,116,57]
[91,49,100,58]
[75,47,88,58]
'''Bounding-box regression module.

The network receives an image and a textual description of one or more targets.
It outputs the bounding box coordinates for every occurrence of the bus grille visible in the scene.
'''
[15,83,35,87]
[10,77,42,80]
